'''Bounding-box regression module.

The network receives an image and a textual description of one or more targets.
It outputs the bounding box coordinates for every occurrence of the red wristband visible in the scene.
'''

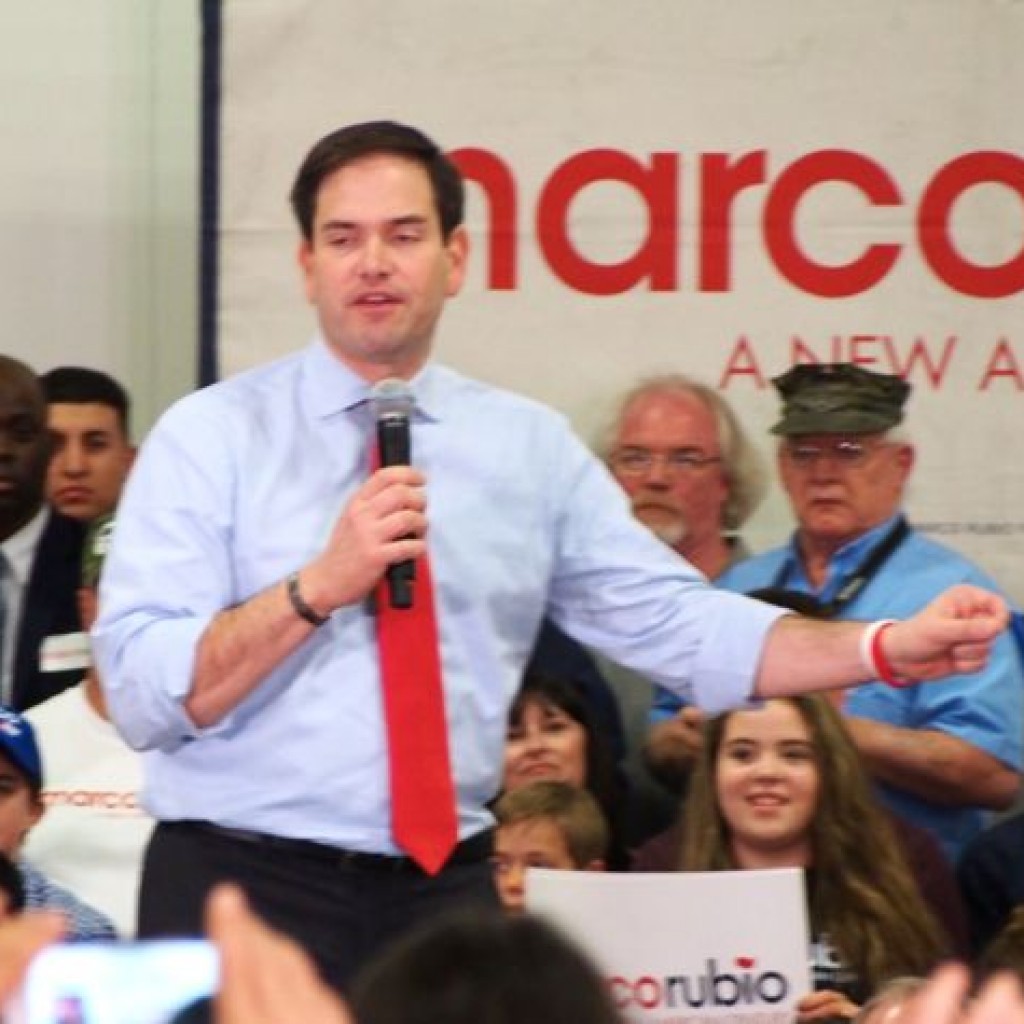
[862,620,914,688]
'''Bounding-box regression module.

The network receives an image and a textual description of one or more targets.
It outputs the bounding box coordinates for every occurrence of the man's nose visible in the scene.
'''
[358,235,391,277]
[805,452,842,479]
[0,433,15,464]
[506,863,524,890]
[500,863,525,902]
[61,442,87,475]
[643,456,672,487]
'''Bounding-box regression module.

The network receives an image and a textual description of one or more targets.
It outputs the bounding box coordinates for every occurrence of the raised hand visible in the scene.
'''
[302,466,428,614]
[207,884,353,1024]
[884,584,1009,682]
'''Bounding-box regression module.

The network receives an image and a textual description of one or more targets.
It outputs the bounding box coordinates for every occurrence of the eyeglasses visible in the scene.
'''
[610,448,723,477]
[782,438,890,469]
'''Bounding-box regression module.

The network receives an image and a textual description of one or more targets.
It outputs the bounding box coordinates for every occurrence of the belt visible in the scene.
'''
[165,820,493,874]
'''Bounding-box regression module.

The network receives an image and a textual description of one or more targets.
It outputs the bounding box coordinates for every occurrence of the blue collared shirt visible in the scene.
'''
[652,515,1024,861]
[21,861,118,941]
[92,340,782,855]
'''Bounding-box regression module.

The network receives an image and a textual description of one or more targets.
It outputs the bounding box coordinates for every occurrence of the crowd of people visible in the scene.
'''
[0,118,1023,1020]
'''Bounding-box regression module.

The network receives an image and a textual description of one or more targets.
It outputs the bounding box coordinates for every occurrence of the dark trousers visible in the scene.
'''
[138,822,499,993]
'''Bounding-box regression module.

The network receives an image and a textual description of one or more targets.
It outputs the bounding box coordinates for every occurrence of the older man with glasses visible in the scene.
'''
[533,376,769,841]
[648,362,1023,863]
[604,375,767,582]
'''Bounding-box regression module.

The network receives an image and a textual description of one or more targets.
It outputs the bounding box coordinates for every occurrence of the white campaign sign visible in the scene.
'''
[527,867,811,1024]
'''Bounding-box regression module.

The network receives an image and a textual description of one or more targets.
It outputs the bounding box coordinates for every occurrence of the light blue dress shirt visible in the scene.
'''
[652,515,1024,862]
[92,340,783,856]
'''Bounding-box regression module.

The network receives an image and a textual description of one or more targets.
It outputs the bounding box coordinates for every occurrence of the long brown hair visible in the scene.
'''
[681,695,946,989]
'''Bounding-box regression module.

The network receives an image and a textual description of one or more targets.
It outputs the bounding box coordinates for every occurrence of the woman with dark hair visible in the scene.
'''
[639,695,953,1021]
[503,672,630,869]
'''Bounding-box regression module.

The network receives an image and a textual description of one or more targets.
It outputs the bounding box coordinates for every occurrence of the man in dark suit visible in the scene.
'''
[0,356,85,711]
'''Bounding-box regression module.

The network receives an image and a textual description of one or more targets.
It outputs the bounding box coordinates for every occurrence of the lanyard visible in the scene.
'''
[769,516,911,616]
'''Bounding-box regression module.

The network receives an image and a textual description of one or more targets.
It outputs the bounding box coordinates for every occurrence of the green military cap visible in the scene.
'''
[769,363,911,436]
[81,513,115,589]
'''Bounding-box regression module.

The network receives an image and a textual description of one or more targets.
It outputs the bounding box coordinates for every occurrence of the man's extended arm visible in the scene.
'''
[753,584,1008,698]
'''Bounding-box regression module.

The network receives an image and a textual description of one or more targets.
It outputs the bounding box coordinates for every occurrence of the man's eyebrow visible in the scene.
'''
[319,219,357,232]
[319,214,429,232]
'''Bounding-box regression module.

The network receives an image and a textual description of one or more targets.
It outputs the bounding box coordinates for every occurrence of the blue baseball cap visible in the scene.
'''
[0,707,42,790]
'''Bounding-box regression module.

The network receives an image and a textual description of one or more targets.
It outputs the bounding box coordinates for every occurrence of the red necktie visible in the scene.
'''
[374,530,458,875]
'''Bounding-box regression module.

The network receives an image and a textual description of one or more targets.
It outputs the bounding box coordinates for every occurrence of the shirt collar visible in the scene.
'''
[1,507,49,587]
[301,337,444,422]
[782,513,903,596]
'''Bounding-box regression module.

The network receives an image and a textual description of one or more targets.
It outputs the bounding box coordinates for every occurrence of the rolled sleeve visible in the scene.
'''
[92,395,240,751]
[94,611,214,752]
[680,589,786,714]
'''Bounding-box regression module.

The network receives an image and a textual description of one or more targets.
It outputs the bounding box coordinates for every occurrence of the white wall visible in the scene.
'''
[0,0,200,437]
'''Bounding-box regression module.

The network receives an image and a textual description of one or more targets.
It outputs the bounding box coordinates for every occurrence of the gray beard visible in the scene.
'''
[647,517,689,550]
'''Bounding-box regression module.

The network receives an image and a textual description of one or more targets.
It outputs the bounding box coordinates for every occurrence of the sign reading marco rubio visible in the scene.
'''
[527,868,811,1024]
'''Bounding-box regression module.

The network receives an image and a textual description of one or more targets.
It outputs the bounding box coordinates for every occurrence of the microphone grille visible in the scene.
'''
[369,378,415,421]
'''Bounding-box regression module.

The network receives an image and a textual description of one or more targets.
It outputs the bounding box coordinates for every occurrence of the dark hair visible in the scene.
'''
[0,851,25,914]
[40,366,131,436]
[683,695,946,990]
[975,905,1024,991]
[508,673,627,869]
[0,355,45,418]
[289,120,465,242]
[350,908,624,1024]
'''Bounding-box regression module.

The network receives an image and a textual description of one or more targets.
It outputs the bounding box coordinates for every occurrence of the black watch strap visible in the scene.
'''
[286,572,329,627]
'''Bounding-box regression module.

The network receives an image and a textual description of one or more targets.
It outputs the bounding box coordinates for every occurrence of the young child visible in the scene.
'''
[0,706,116,939]
[492,780,608,914]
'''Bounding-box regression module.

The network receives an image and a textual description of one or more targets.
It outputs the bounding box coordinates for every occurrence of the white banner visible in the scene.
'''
[528,867,811,1024]
[215,0,1024,598]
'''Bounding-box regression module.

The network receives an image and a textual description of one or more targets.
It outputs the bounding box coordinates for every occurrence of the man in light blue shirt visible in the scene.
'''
[92,122,1009,988]
[650,363,1023,862]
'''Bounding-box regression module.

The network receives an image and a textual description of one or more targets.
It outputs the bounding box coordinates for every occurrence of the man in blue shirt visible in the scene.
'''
[92,122,1009,988]
[649,363,1023,862]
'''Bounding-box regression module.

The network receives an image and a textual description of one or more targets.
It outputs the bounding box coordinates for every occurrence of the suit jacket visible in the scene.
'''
[13,510,86,711]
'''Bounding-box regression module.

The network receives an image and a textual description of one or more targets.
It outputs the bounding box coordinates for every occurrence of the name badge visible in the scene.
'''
[39,632,91,673]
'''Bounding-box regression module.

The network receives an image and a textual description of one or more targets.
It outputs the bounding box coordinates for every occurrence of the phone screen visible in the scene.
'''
[8,939,218,1024]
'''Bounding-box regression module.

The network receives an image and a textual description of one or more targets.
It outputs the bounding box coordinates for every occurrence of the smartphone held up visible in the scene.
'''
[6,939,218,1024]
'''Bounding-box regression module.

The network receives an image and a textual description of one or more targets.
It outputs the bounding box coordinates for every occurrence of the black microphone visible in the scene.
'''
[369,378,416,609]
